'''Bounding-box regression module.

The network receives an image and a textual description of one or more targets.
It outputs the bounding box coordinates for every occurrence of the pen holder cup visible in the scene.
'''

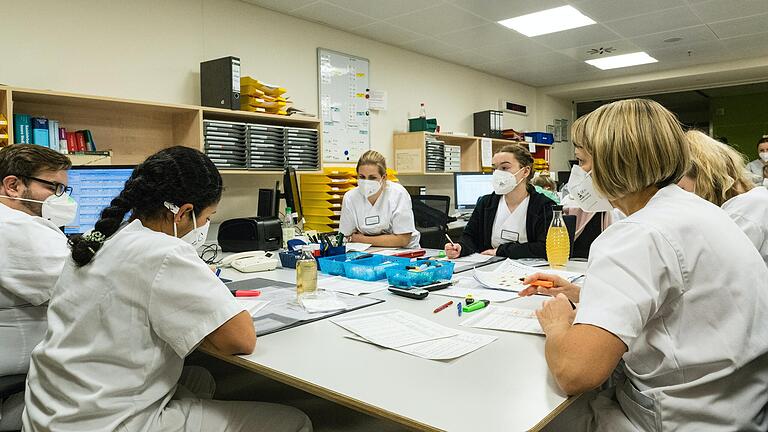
[320,245,346,258]
[278,250,302,269]
[317,251,364,276]
[343,255,412,282]
[385,260,455,288]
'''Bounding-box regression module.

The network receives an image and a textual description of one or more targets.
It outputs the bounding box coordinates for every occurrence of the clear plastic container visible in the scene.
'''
[296,245,318,300]
[342,255,411,281]
[385,260,455,288]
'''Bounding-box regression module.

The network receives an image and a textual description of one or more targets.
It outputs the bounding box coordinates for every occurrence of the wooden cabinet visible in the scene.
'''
[0,86,321,174]
[393,131,551,175]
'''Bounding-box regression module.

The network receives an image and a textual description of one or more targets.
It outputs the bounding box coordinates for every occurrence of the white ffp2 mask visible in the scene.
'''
[358,179,383,197]
[759,151,768,162]
[164,201,209,247]
[566,165,613,212]
[0,192,78,227]
[492,168,523,195]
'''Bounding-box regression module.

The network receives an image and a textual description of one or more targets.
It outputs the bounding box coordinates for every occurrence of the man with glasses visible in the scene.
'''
[0,144,72,431]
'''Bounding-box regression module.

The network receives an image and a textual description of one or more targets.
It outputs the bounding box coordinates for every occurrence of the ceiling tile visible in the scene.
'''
[448,0,564,21]
[647,40,728,65]
[397,38,459,58]
[708,13,768,40]
[630,25,719,50]
[688,0,768,23]
[437,23,529,51]
[324,0,437,20]
[719,32,768,58]
[385,4,487,37]
[603,6,703,38]
[241,0,319,13]
[533,24,622,50]
[521,52,589,70]
[472,37,550,61]
[292,1,376,30]
[570,0,686,23]
[558,39,642,61]
[473,60,528,77]
[351,22,424,45]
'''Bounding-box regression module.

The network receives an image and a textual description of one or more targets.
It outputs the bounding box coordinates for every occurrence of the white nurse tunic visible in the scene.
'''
[722,186,768,265]
[339,180,420,248]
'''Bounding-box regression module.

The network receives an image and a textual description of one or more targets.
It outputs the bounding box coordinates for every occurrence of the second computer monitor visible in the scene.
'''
[454,172,493,210]
[283,167,302,221]
[65,166,134,235]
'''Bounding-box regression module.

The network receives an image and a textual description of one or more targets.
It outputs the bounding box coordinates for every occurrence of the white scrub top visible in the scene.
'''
[490,196,529,248]
[23,219,245,432]
[722,186,768,265]
[574,185,768,431]
[339,180,420,248]
[0,203,68,377]
[747,158,765,180]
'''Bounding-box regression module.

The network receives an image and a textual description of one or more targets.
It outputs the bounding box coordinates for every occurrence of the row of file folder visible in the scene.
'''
[203,120,319,170]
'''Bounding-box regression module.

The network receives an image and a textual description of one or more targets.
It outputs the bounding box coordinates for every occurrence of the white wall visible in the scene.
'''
[0,0,573,221]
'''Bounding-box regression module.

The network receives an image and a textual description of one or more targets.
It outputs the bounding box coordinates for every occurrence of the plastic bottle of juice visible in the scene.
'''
[546,205,570,268]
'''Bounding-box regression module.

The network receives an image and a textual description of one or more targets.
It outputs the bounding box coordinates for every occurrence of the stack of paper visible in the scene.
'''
[461,305,544,335]
[473,259,584,292]
[318,276,389,296]
[332,310,497,360]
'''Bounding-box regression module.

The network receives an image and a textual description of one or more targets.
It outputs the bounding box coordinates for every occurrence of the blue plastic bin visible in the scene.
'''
[385,260,455,288]
[317,251,366,276]
[525,132,554,144]
[343,255,412,281]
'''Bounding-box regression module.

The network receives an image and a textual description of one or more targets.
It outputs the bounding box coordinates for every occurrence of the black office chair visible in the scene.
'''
[0,374,26,400]
[411,195,451,249]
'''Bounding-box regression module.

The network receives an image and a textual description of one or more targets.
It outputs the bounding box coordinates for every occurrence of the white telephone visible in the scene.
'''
[220,251,279,273]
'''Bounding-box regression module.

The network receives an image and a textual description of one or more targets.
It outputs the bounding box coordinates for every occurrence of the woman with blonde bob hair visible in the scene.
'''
[521,99,768,431]
[679,130,768,264]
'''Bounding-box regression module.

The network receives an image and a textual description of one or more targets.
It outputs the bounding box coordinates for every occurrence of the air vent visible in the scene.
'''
[586,47,616,55]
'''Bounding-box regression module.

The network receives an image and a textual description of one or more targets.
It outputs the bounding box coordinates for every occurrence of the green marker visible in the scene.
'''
[463,300,490,313]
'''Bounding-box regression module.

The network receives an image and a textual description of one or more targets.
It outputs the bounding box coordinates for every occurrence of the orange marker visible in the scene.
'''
[519,277,554,288]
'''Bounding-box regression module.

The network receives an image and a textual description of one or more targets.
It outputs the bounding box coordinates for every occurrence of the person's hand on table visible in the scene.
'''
[350,233,367,243]
[536,294,576,335]
[445,242,461,259]
[481,248,497,256]
[519,272,581,303]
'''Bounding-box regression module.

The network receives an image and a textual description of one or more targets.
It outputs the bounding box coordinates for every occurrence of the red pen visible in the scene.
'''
[235,290,261,297]
[433,300,454,313]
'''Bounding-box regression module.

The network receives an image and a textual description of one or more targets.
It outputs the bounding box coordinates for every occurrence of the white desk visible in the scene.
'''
[203,259,588,431]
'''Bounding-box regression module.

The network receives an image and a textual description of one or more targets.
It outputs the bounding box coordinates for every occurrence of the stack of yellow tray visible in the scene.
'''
[0,114,8,147]
[300,167,357,232]
[240,77,290,115]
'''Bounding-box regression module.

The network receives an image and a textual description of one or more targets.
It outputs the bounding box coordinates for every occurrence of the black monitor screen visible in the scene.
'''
[454,172,493,210]
[65,166,134,235]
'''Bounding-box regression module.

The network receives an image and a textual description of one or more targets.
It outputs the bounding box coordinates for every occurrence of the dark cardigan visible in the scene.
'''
[458,186,556,259]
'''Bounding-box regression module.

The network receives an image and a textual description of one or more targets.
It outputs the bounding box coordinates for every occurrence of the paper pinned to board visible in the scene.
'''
[481,138,493,168]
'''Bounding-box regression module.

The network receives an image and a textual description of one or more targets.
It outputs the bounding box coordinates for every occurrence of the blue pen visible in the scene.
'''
[457,302,462,317]
[215,268,222,277]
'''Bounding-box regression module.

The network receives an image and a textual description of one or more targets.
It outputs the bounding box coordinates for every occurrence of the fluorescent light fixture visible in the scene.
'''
[585,52,658,70]
[498,6,596,37]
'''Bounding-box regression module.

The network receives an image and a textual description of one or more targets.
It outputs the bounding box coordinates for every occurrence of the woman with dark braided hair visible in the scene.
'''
[22,147,312,432]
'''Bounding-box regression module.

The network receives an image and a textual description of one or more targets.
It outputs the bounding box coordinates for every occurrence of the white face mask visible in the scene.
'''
[759,151,768,162]
[763,178,768,188]
[164,201,209,247]
[492,168,523,195]
[358,179,383,198]
[566,165,613,212]
[0,192,78,226]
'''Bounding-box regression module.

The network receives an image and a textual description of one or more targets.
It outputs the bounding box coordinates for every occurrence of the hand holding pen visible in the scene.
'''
[518,272,581,306]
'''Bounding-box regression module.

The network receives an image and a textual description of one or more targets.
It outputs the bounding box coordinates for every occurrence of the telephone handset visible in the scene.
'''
[220,251,278,273]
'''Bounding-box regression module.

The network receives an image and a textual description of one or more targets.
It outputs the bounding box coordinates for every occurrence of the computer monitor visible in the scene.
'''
[257,181,281,218]
[454,172,493,210]
[65,166,134,235]
[283,167,302,222]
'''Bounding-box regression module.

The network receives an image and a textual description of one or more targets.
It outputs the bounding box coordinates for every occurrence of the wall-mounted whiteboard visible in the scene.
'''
[317,48,370,163]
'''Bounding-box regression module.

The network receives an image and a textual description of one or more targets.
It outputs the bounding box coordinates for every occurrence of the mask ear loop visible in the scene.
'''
[163,201,180,238]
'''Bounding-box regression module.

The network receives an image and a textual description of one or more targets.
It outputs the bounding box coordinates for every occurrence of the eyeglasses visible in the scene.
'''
[23,176,73,197]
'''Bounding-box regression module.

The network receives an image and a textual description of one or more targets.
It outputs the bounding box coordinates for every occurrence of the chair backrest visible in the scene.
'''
[411,195,450,229]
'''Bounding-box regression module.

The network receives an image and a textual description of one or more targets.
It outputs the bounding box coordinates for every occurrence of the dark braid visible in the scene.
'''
[69,146,223,266]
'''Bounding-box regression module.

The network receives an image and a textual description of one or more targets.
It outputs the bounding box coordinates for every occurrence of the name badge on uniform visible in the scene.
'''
[501,230,519,242]
[364,215,380,226]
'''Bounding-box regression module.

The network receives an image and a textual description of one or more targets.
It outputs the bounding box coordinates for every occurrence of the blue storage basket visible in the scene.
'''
[385,260,455,288]
[317,251,366,276]
[525,132,554,144]
[342,255,411,281]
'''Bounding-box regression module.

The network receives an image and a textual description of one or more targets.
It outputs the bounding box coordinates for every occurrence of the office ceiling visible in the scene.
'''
[243,0,768,88]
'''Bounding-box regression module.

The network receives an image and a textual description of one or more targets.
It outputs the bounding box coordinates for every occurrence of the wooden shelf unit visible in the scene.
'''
[393,131,551,175]
[1,86,321,169]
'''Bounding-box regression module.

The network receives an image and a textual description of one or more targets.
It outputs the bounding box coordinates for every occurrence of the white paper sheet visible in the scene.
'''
[236,299,271,316]
[347,330,497,360]
[344,242,372,252]
[461,305,544,335]
[481,137,492,168]
[473,259,584,292]
[452,253,494,264]
[300,297,347,313]
[318,276,389,296]
[433,277,519,302]
[331,310,458,348]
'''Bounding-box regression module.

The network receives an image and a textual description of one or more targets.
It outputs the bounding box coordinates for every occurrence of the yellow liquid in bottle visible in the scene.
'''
[296,259,318,300]
[546,226,570,268]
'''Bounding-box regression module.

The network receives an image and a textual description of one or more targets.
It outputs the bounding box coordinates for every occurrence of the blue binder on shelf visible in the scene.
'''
[31,117,49,147]
[13,114,31,144]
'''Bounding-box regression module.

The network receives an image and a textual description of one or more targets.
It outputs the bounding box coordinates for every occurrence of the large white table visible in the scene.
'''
[202,257,588,431]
